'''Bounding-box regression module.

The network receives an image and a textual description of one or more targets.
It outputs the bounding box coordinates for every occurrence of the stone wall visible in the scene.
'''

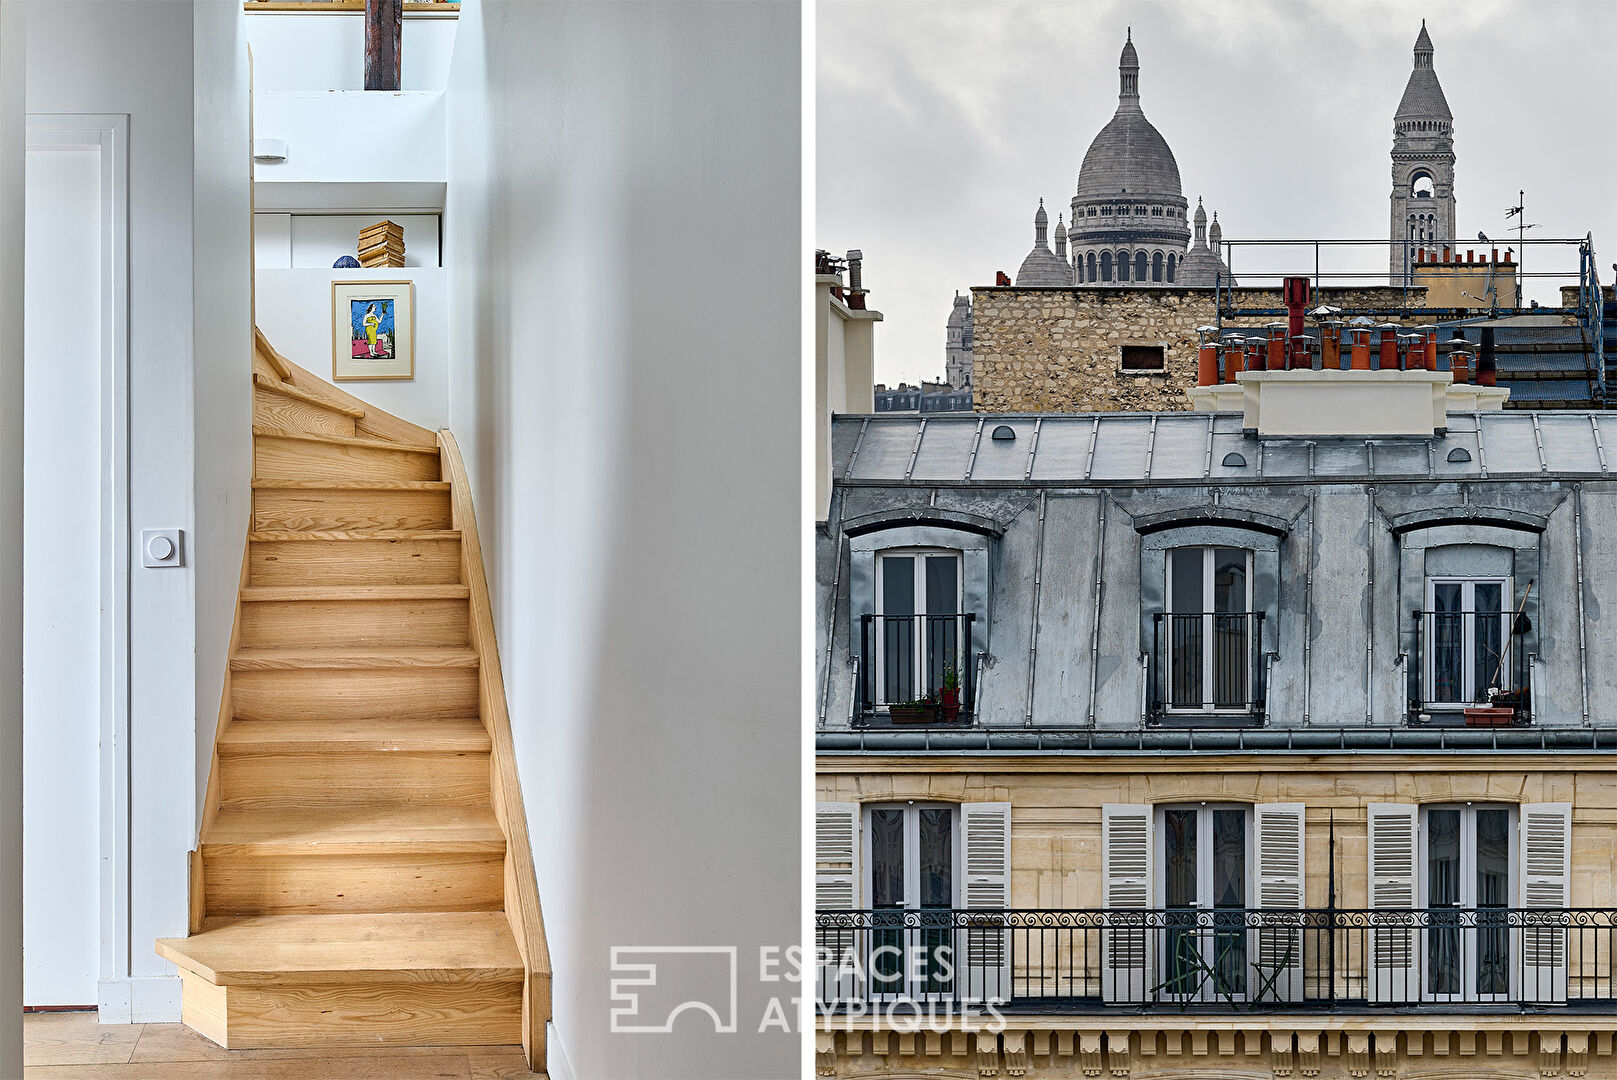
[972,285,1433,414]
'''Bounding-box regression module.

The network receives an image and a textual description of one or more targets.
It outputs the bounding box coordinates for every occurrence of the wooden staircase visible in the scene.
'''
[158,330,549,1069]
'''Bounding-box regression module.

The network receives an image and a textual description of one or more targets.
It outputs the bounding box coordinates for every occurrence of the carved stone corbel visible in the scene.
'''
[1346,1033,1371,1078]
[1540,1031,1564,1078]
[1373,1031,1398,1078]
[1106,1030,1132,1076]
[1002,1031,1028,1078]
[1296,1031,1322,1078]
[976,1031,1001,1078]
[1076,1031,1104,1078]
[1272,1032,1295,1078]
[815,1032,836,1077]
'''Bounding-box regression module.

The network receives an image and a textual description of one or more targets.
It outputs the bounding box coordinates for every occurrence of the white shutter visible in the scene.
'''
[960,802,1011,1003]
[1518,803,1571,1004]
[1253,803,1306,1003]
[1367,803,1420,1003]
[1102,804,1153,1004]
[815,803,862,1004]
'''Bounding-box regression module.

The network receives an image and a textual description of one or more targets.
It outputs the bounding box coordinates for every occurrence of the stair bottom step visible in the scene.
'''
[178,970,522,1049]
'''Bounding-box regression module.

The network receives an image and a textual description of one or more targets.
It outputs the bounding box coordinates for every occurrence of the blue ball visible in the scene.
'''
[333,255,361,269]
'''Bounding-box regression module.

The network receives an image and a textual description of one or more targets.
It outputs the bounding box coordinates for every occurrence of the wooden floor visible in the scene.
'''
[21,1010,546,1079]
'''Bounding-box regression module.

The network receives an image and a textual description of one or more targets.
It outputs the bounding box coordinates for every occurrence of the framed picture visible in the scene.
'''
[331,279,414,381]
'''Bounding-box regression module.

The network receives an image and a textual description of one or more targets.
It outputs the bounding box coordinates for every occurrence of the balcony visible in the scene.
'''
[857,613,976,726]
[816,907,1612,1011]
[1409,607,1531,725]
[1148,612,1266,723]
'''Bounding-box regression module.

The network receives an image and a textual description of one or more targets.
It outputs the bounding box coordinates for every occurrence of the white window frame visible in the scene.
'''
[873,548,963,709]
[862,802,962,1002]
[1164,547,1255,713]
[1153,803,1255,1003]
[1423,575,1512,708]
[1417,803,1518,1004]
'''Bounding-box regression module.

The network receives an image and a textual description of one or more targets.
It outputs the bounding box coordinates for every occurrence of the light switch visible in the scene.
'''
[142,528,183,568]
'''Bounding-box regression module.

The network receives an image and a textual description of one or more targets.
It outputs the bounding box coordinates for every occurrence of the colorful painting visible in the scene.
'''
[331,280,414,381]
[350,298,396,360]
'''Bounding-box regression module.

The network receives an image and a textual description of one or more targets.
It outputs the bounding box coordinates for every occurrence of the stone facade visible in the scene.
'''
[971,285,1432,414]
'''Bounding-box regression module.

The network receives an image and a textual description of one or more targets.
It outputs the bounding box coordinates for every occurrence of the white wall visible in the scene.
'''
[26,0,253,1023]
[246,11,457,91]
[255,212,440,268]
[22,145,101,1007]
[192,0,254,851]
[255,267,448,430]
[0,0,29,1071]
[445,3,800,1076]
[251,90,444,187]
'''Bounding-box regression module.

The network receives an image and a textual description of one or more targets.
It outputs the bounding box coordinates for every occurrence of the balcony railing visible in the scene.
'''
[858,613,976,723]
[816,908,1615,1011]
[1409,608,1528,723]
[1148,612,1266,721]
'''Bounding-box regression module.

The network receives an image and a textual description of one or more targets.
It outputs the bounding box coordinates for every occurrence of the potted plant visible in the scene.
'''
[888,696,938,725]
[940,664,962,722]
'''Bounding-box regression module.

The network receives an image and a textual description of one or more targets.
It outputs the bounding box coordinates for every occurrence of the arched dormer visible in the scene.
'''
[1391,507,1545,723]
[844,510,997,724]
[1133,507,1291,723]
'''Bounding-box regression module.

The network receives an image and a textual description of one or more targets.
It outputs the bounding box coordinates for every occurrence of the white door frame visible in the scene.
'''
[25,114,131,1020]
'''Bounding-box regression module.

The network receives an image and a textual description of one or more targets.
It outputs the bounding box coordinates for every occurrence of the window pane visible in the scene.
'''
[1169,548,1203,614]
[870,809,905,908]
[1430,583,1464,703]
[1212,810,1245,908]
[1163,808,1198,908]
[1473,582,1505,700]
[924,555,958,615]
[918,809,952,908]
[1475,808,1511,996]
[1426,808,1462,996]
[882,556,915,615]
[1212,548,1246,614]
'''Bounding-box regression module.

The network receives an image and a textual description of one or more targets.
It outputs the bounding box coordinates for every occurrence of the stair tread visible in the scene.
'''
[253,372,368,418]
[157,912,522,985]
[231,646,479,670]
[205,803,505,850]
[241,584,471,602]
[249,529,461,542]
[253,425,441,454]
[219,717,491,753]
[252,479,452,491]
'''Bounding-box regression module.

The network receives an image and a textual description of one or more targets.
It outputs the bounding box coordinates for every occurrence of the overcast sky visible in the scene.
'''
[817,0,1617,388]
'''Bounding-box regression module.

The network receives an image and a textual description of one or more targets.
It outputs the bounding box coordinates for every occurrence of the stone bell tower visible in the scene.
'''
[1389,21,1456,284]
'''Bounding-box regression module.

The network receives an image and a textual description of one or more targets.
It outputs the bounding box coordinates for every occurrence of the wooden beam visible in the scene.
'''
[364,0,402,91]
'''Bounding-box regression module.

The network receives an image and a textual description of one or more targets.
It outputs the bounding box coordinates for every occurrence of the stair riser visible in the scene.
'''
[180,972,522,1049]
[218,750,491,806]
[255,435,441,483]
[250,538,462,586]
[239,598,470,648]
[253,387,357,439]
[252,488,453,532]
[203,850,504,916]
[233,667,479,722]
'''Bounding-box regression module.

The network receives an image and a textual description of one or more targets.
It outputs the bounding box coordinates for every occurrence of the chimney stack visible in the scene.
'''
[1478,326,1497,387]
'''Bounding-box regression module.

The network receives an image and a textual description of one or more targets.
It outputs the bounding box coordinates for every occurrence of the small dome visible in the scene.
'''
[1193,197,1206,228]
[1054,216,1067,241]
[1208,211,1222,246]
[1035,198,1048,228]
[1120,29,1138,69]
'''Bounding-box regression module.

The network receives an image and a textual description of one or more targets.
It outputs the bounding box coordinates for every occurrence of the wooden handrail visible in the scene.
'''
[438,429,551,1070]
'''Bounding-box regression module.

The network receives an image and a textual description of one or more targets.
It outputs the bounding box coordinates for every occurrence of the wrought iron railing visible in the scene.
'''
[1409,608,1528,723]
[857,613,976,723]
[1148,611,1265,720]
[816,908,1614,1011]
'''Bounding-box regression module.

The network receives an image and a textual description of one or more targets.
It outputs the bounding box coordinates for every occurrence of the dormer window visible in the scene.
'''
[1162,547,1257,713]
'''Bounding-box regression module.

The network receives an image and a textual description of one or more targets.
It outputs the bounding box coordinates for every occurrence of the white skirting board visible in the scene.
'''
[97,976,180,1024]
[546,1021,575,1080]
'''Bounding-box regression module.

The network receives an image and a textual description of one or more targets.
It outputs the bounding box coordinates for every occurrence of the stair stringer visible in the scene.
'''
[440,429,551,1069]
